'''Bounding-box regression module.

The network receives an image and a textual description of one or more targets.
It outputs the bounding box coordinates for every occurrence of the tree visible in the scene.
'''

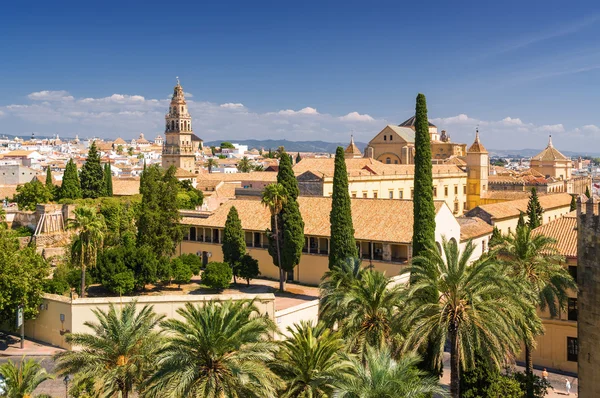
[99,198,137,247]
[460,353,522,398]
[0,227,49,325]
[204,158,219,173]
[329,147,357,269]
[45,166,56,200]
[171,258,192,288]
[177,180,204,210]
[178,253,202,275]
[220,141,235,149]
[69,206,106,298]
[80,141,107,199]
[116,144,124,154]
[500,225,576,395]
[14,179,52,210]
[201,261,232,290]
[335,347,446,398]
[237,156,252,172]
[517,211,526,229]
[319,257,364,328]
[104,163,113,197]
[526,187,543,230]
[570,194,577,211]
[0,357,54,398]
[272,321,351,397]
[238,254,260,285]
[411,93,436,257]
[143,300,281,397]
[403,239,526,398]
[222,206,246,283]
[295,152,301,164]
[335,270,404,359]
[54,302,164,398]
[489,226,503,248]
[128,147,134,156]
[268,151,304,287]
[262,183,288,291]
[59,158,82,200]
[136,165,183,258]
[585,185,591,198]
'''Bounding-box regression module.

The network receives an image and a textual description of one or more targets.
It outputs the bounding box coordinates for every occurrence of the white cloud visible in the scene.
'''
[27,90,74,101]
[535,124,565,134]
[582,124,600,133]
[339,112,375,122]
[431,113,477,125]
[220,103,245,110]
[277,107,319,115]
[500,117,525,126]
[184,92,193,98]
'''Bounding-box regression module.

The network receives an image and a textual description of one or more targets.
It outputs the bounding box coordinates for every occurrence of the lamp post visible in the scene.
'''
[63,375,70,398]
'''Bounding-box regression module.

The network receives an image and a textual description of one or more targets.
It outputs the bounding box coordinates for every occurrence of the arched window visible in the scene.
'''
[390,135,393,141]
[449,237,457,247]
[171,120,175,131]
[386,157,391,164]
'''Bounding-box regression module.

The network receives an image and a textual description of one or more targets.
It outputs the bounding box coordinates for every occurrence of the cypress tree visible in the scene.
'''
[585,185,591,199]
[570,195,577,212]
[526,187,543,229]
[411,93,436,257]
[222,206,246,283]
[268,151,304,278]
[296,152,302,164]
[489,226,503,248]
[80,141,107,198]
[45,167,55,200]
[517,211,526,230]
[328,146,357,269]
[104,163,113,197]
[59,159,82,200]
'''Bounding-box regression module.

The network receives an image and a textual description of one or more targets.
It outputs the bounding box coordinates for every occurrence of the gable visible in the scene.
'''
[368,125,415,146]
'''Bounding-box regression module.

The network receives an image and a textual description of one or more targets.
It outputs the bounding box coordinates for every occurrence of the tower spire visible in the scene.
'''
[548,134,553,148]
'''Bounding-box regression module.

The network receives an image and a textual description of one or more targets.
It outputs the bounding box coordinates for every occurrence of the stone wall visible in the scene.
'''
[576,197,600,397]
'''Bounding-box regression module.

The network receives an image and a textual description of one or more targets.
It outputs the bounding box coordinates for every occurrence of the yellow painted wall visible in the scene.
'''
[519,319,578,374]
[493,204,572,235]
[180,241,408,286]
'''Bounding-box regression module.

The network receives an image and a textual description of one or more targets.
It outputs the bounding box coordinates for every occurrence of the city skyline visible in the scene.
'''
[1,0,599,151]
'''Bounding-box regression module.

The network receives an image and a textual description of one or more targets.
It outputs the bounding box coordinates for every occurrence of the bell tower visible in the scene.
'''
[162,78,195,172]
[466,128,489,210]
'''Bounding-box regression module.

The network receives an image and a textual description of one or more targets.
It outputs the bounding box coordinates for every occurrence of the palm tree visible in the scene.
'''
[272,321,352,397]
[319,257,364,328]
[337,270,404,359]
[69,206,106,297]
[54,302,164,398]
[237,156,252,173]
[261,183,288,291]
[500,224,576,394]
[402,238,526,398]
[143,300,281,398]
[334,346,446,398]
[204,158,219,173]
[0,357,54,398]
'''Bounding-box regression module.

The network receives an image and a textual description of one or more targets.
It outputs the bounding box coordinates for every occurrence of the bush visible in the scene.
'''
[157,256,172,284]
[179,253,202,275]
[511,371,551,398]
[202,262,232,290]
[14,226,33,237]
[42,277,70,295]
[106,271,135,295]
[487,376,522,398]
[171,258,192,288]
[238,254,260,285]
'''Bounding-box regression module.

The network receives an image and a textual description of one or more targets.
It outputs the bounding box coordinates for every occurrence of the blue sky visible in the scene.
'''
[1,0,599,152]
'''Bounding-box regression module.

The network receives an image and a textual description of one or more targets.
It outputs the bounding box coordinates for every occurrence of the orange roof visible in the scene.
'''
[174,168,197,178]
[467,130,487,153]
[3,150,35,157]
[456,217,494,241]
[196,172,277,183]
[468,193,572,220]
[532,211,577,257]
[531,137,569,162]
[181,197,445,244]
[344,136,362,156]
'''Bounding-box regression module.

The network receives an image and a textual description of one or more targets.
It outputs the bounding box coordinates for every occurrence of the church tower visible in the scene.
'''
[466,128,489,210]
[162,79,195,172]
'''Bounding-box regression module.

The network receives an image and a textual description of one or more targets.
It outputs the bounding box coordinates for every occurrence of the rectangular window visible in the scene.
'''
[464,202,467,210]
[390,135,393,141]
[388,191,393,199]
[567,337,578,362]
[444,186,448,197]
[384,135,387,141]
[398,190,403,199]
[363,192,368,198]
[463,185,466,195]
[454,186,458,195]
[454,202,459,213]
[433,187,437,197]
[351,192,357,198]
[482,239,486,252]
[568,298,578,321]
[373,191,378,199]
[411,189,414,199]
[569,265,577,281]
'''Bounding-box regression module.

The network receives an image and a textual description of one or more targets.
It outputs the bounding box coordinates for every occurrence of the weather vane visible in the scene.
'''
[176,76,180,85]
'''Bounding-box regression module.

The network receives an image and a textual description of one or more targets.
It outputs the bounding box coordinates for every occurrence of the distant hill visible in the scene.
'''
[205,139,368,154]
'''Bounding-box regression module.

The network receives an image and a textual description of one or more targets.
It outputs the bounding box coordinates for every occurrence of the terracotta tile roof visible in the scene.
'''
[468,193,572,220]
[481,190,548,201]
[531,138,569,162]
[196,172,277,183]
[456,217,494,241]
[399,116,436,128]
[113,137,127,145]
[0,186,18,199]
[3,150,35,157]
[293,158,464,178]
[532,211,577,257]
[174,168,197,178]
[181,197,445,244]
[467,131,487,153]
[344,136,362,156]
[112,178,140,196]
